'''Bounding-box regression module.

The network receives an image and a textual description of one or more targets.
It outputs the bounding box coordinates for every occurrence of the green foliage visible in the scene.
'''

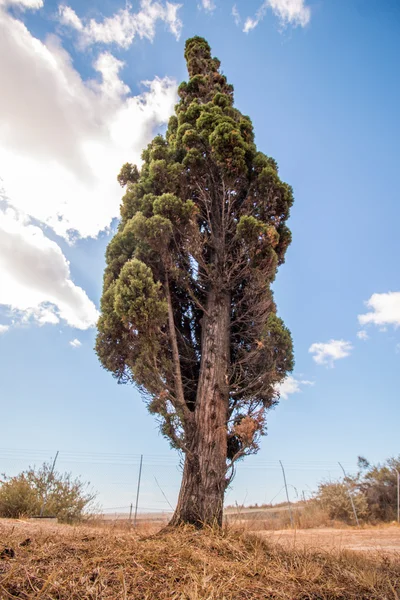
[358,456,400,522]
[310,455,400,525]
[0,474,40,518]
[96,36,294,458]
[117,162,139,187]
[0,463,96,523]
[315,481,368,524]
[114,259,167,328]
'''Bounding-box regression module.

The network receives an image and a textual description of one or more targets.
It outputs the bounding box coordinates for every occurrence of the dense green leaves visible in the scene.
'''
[114,259,167,329]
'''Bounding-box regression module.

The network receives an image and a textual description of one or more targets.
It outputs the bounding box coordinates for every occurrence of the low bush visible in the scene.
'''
[0,462,96,523]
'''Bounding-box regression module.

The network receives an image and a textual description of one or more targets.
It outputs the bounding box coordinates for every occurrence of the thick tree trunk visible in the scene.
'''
[170,290,230,527]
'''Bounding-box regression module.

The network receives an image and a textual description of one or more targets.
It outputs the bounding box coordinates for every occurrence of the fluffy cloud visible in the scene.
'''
[243,0,310,32]
[0,324,9,334]
[69,338,82,348]
[357,330,369,341]
[0,0,43,8]
[201,0,215,11]
[309,339,353,367]
[59,0,182,48]
[0,5,178,331]
[0,9,178,240]
[358,292,400,330]
[0,209,99,329]
[276,375,314,400]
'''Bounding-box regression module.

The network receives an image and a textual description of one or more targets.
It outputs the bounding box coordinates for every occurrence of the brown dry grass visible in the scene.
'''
[1,518,400,599]
[226,503,338,531]
[258,526,400,554]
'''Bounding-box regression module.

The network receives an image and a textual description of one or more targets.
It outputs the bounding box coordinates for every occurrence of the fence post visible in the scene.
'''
[134,454,143,528]
[279,460,294,528]
[395,469,400,523]
[40,451,59,517]
[338,462,359,527]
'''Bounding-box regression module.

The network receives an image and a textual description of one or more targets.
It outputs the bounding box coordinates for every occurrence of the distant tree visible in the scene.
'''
[96,37,294,527]
[358,456,400,522]
[0,462,96,523]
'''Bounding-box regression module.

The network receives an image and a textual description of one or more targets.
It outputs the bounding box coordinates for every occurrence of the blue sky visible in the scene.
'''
[0,0,399,512]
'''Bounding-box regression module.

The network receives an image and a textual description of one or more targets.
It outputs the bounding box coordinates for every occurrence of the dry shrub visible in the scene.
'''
[0,463,96,523]
[316,481,368,524]
[298,501,333,529]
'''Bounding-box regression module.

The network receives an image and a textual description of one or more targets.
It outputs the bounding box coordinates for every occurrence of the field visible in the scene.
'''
[261,526,400,554]
[1,518,400,599]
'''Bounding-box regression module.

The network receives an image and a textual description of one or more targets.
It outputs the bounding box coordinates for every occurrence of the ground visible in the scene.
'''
[262,526,400,554]
[1,519,400,599]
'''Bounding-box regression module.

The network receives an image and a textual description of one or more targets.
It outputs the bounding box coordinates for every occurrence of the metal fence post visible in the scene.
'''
[395,469,400,523]
[133,454,143,528]
[279,460,294,528]
[40,451,59,517]
[338,462,359,527]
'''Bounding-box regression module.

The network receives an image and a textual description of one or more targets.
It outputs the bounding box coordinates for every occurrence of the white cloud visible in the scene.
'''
[357,330,369,341]
[0,10,178,240]
[309,339,353,367]
[0,0,43,9]
[276,375,314,400]
[0,324,9,334]
[0,208,99,330]
[243,0,310,32]
[58,5,83,31]
[232,4,241,26]
[0,6,178,331]
[358,292,400,330]
[201,0,215,11]
[59,0,182,48]
[69,338,82,348]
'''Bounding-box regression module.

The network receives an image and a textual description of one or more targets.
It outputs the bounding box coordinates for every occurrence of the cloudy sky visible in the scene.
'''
[1,0,399,511]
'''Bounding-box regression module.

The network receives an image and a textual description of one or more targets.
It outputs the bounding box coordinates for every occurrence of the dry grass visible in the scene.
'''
[226,503,333,532]
[1,518,400,599]
[86,516,168,536]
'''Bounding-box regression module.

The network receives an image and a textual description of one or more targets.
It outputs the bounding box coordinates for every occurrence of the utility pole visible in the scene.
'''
[338,462,359,527]
[279,460,294,528]
[395,469,400,524]
[133,454,143,528]
[129,503,133,524]
[40,451,59,517]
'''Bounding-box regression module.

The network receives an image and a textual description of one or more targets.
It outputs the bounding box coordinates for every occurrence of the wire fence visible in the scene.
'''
[0,448,359,518]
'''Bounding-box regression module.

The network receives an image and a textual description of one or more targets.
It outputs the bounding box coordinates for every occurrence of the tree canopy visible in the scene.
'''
[96,36,294,525]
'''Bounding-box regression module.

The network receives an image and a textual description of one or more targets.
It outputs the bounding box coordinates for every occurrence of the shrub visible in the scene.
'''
[315,480,368,524]
[358,456,400,522]
[0,462,96,523]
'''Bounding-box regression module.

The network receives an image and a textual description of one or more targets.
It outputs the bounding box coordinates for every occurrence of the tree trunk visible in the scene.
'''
[170,290,230,527]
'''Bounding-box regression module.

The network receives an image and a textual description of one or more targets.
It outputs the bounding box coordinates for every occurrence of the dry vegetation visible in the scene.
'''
[1,519,400,599]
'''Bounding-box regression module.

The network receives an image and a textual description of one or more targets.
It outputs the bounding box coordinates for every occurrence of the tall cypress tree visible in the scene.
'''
[96,37,294,527]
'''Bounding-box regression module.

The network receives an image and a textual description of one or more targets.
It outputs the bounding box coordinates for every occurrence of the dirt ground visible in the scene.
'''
[260,525,400,554]
[1,519,400,599]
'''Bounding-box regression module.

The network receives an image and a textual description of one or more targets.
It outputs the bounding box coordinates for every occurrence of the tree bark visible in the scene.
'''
[170,290,230,527]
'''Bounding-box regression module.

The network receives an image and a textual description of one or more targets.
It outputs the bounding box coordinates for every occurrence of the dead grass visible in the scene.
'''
[1,518,400,599]
[226,503,340,531]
